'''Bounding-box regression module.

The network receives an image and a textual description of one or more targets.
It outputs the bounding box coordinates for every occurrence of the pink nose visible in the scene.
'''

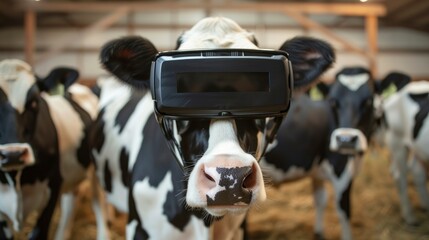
[200,161,258,206]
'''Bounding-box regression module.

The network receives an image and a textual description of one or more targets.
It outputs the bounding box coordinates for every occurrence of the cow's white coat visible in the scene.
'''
[382,80,429,225]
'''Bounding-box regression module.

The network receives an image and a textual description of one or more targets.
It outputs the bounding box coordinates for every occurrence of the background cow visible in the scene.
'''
[90,16,335,239]
[0,59,98,240]
[378,79,429,226]
[260,66,410,240]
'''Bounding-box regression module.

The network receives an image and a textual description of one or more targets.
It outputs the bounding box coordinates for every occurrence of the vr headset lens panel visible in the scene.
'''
[151,49,293,118]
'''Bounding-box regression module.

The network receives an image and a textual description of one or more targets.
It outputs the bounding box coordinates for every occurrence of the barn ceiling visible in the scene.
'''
[0,0,428,34]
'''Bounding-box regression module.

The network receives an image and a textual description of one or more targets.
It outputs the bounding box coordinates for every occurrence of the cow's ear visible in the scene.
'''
[44,67,79,89]
[280,36,335,88]
[38,67,79,95]
[100,36,159,89]
[376,72,411,94]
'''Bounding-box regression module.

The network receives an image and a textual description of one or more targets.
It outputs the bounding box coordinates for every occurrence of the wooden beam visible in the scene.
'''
[19,2,386,16]
[3,47,429,55]
[284,11,368,58]
[17,22,371,31]
[24,10,36,66]
[366,15,379,77]
[35,7,129,65]
[388,0,429,23]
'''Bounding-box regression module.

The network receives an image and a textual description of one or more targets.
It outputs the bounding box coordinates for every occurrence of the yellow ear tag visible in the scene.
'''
[381,83,397,99]
[49,84,65,96]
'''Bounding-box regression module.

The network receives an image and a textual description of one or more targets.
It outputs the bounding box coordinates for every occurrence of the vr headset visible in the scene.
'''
[149,48,293,168]
[150,48,293,118]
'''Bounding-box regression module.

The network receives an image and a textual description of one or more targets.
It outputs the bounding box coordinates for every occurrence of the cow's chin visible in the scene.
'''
[205,205,251,217]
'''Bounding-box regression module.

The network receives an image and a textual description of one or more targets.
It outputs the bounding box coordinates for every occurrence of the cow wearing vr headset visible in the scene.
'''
[90,16,335,239]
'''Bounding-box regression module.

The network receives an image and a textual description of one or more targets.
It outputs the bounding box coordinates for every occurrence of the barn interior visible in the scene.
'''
[1,1,429,240]
[1,0,428,83]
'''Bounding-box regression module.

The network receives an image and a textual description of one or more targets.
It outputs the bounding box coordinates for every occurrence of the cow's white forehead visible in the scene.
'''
[178,17,257,50]
[338,73,369,91]
[0,59,35,113]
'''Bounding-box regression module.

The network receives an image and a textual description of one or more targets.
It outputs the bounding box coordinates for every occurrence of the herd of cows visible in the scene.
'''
[1,16,428,240]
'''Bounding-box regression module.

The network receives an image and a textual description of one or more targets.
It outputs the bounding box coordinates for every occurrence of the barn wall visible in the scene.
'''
[0,10,428,81]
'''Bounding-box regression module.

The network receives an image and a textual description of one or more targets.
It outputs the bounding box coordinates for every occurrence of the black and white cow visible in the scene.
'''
[260,66,388,240]
[90,16,335,239]
[0,59,98,240]
[378,79,429,226]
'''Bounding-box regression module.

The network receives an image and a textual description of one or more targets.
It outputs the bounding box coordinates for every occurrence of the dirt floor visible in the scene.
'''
[14,146,429,240]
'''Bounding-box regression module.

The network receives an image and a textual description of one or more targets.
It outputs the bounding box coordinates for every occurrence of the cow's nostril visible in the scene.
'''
[204,171,215,182]
[242,164,257,189]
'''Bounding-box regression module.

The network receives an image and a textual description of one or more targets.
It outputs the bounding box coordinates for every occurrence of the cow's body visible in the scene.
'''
[91,16,335,239]
[381,80,429,225]
[0,60,98,240]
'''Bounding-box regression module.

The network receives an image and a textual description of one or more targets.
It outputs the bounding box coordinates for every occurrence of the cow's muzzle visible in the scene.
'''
[0,144,35,171]
[187,154,266,216]
[204,165,255,206]
[329,128,368,155]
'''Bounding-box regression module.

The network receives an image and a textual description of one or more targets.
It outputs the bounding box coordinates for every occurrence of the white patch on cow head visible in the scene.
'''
[178,17,257,50]
[338,73,369,92]
[186,120,266,216]
[0,59,36,114]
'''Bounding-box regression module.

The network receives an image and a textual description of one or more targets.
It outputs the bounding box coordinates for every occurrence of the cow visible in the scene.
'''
[0,59,98,240]
[377,78,429,226]
[259,66,410,240]
[89,16,336,239]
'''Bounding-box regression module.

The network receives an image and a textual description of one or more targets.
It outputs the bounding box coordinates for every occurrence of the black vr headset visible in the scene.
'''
[149,48,293,167]
[151,48,293,118]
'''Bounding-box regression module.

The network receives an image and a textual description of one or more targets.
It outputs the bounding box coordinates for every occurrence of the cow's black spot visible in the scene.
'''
[104,160,112,193]
[67,94,94,169]
[339,181,352,219]
[163,189,190,231]
[119,147,129,187]
[115,90,145,133]
[0,220,11,240]
[207,167,252,206]
[93,109,106,153]
[329,152,349,178]
[409,93,429,139]
[0,172,9,184]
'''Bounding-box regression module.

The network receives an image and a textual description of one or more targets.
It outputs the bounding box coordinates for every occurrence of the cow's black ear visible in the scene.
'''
[280,36,335,88]
[37,67,79,95]
[376,72,411,94]
[100,36,158,89]
[42,67,79,90]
